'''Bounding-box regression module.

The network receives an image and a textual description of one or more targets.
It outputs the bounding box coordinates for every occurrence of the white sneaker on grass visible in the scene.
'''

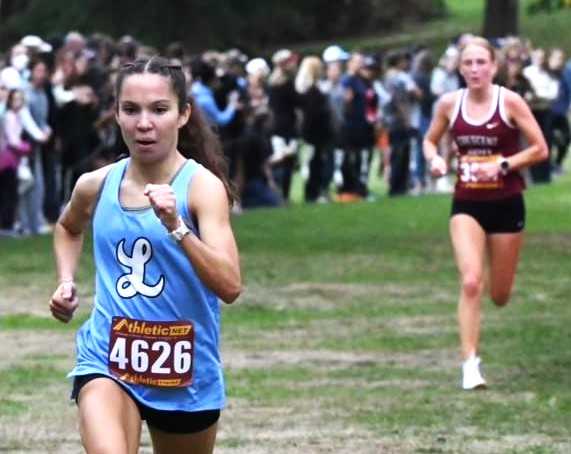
[462,356,487,390]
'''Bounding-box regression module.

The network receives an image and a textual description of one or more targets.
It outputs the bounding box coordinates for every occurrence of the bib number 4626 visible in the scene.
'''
[109,337,192,374]
[108,317,194,387]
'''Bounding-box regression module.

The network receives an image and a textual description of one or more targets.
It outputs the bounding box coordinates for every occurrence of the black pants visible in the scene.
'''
[305,144,332,202]
[530,109,552,184]
[551,113,570,167]
[41,143,61,223]
[389,129,412,196]
[272,155,296,202]
[0,168,18,229]
[340,146,369,197]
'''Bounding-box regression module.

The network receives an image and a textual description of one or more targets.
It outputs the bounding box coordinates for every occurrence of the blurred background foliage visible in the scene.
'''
[0,0,447,53]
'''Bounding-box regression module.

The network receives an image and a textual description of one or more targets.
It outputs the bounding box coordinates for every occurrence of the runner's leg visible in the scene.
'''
[450,214,487,359]
[487,232,524,307]
[149,422,218,454]
[78,377,142,454]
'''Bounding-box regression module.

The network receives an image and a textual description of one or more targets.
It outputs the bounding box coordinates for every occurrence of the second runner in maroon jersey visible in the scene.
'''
[449,84,524,201]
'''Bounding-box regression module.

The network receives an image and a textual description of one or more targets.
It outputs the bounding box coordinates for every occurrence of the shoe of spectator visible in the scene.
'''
[38,224,54,235]
[333,170,343,188]
[231,202,243,215]
[462,356,487,390]
[335,192,363,203]
[410,184,424,196]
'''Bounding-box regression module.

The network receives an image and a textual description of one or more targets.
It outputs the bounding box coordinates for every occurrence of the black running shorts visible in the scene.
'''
[71,373,220,434]
[450,194,525,234]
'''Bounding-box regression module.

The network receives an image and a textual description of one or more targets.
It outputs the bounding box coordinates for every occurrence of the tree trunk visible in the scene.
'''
[482,0,519,38]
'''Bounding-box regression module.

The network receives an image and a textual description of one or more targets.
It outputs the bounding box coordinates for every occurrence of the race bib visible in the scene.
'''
[458,154,504,190]
[108,317,194,388]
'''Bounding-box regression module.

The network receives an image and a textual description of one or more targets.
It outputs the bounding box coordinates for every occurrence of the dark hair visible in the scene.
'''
[29,57,50,73]
[115,56,235,204]
[117,36,139,62]
[6,89,24,110]
[166,41,185,61]
[386,50,406,68]
[190,58,216,86]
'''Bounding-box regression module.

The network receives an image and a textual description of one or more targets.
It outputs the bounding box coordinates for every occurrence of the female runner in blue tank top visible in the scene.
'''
[49,57,241,453]
[423,37,547,390]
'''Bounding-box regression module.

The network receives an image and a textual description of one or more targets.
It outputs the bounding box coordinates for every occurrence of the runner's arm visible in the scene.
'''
[181,169,241,304]
[423,93,455,175]
[423,92,455,162]
[50,167,108,322]
[504,90,549,171]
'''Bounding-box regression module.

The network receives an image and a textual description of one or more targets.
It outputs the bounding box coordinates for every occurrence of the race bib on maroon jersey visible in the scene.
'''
[458,154,504,190]
[108,317,194,388]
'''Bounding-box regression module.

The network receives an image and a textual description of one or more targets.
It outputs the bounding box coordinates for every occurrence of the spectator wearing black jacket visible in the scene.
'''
[268,49,300,203]
[296,56,334,202]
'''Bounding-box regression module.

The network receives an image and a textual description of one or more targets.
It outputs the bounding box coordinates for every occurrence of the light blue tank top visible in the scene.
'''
[69,157,225,411]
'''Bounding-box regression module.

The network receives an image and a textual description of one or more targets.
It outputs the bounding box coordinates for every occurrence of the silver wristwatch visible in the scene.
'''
[168,216,190,242]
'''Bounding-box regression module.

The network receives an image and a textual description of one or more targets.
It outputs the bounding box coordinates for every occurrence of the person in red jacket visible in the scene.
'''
[423,37,548,390]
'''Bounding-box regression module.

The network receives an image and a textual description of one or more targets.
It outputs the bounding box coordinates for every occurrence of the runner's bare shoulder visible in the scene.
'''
[66,164,116,223]
[436,91,460,120]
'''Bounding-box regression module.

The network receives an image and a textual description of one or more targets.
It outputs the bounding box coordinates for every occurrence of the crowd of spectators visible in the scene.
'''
[1,31,570,237]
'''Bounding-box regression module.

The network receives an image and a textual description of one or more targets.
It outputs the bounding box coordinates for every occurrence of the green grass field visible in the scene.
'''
[1,162,570,452]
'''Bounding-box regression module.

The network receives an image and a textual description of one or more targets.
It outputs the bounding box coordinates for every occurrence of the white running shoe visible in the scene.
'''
[462,356,487,390]
[333,170,344,187]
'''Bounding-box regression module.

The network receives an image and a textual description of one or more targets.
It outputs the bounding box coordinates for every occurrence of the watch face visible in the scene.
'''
[170,220,190,242]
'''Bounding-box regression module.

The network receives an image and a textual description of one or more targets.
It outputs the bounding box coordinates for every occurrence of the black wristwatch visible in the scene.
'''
[499,157,510,176]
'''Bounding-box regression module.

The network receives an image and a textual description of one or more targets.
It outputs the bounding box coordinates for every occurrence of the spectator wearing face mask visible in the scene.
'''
[0,44,31,91]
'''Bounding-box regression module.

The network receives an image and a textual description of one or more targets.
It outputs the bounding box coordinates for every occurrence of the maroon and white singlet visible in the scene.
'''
[449,85,525,201]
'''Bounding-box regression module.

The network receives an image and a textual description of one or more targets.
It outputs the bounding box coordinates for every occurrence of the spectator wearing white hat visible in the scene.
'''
[322,45,350,64]
[268,49,300,202]
[246,58,270,117]
[320,45,350,189]
[20,59,54,235]
[20,35,53,54]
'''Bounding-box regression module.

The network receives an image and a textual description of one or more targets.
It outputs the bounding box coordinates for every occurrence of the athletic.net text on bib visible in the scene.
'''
[108,317,194,387]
